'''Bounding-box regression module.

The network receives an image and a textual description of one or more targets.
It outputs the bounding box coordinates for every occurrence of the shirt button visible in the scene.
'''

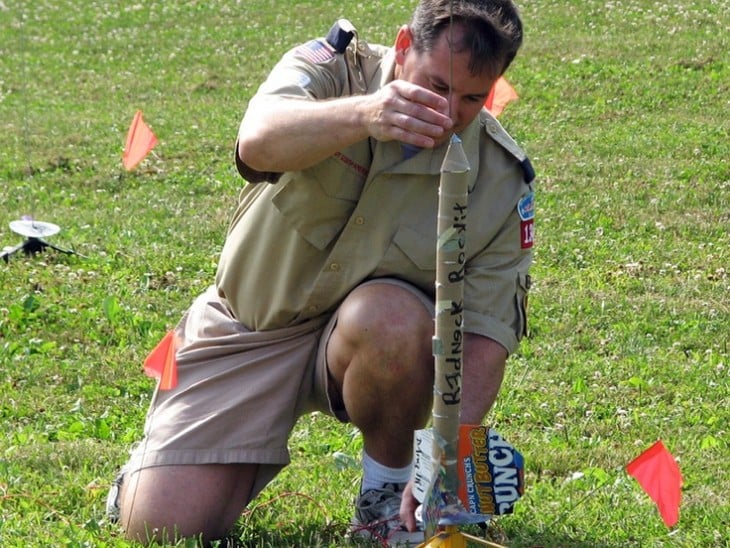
[307,305,318,313]
[329,262,341,272]
[487,121,499,135]
[354,216,365,225]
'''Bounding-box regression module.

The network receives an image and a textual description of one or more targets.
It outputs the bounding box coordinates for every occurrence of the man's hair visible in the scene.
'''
[409,0,523,79]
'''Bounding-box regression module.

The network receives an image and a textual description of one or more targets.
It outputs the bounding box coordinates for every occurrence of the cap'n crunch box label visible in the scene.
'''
[457,425,524,515]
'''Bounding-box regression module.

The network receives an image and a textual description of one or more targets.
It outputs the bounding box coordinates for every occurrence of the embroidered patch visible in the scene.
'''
[517,192,534,221]
[518,192,535,249]
[294,39,335,64]
[296,72,311,88]
[333,151,369,180]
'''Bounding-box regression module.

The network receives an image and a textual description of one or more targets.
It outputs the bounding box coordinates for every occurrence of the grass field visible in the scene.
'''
[1,1,728,546]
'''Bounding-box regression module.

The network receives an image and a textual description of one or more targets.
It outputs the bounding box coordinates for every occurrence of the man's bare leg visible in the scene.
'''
[119,463,258,544]
[326,282,434,468]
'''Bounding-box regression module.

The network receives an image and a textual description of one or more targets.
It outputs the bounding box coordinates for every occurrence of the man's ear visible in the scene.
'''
[394,25,412,65]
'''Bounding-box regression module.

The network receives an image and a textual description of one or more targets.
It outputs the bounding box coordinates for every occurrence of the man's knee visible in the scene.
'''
[119,463,257,543]
[336,281,433,351]
[327,281,434,396]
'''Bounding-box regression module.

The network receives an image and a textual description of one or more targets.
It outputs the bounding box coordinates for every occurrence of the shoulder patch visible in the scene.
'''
[483,112,535,184]
[518,192,535,221]
[326,19,355,53]
[518,192,535,249]
[520,157,535,184]
[294,39,335,64]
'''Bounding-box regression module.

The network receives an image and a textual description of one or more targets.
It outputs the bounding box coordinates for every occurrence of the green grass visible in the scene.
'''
[1,1,728,546]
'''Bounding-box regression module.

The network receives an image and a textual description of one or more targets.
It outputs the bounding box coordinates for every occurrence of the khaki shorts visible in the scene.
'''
[126,279,432,499]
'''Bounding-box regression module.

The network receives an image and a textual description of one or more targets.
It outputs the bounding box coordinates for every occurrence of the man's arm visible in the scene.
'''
[237,80,453,174]
[460,333,508,423]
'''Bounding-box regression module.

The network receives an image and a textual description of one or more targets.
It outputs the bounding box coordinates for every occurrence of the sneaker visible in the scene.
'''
[351,483,424,546]
[105,470,125,524]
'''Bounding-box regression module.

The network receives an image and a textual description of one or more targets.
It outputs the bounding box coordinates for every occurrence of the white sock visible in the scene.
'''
[361,451,412,493]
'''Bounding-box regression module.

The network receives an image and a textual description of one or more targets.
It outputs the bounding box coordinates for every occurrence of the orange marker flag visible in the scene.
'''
[626,440,683,527]
[143,330,178,390]
[485,77,519,117]
[123,110,158,170]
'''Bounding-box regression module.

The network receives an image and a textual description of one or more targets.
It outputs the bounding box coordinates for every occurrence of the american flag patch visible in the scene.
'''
[294,39,335,64]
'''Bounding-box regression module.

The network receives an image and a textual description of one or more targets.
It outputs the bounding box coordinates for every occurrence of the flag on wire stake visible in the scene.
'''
[626,440,682,527]
[143,330,178,390]
[485,77,519,117]
[123,110,158,170]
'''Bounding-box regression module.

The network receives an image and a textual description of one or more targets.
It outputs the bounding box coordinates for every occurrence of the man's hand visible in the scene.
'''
[399,479,420,532]
[239,81,452,174]
[361,80,453,148]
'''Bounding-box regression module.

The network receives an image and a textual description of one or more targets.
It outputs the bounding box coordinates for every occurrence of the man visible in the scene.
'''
[107,0,534,544]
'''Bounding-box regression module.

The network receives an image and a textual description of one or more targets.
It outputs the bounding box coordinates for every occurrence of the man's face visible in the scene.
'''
[396,25,496,146]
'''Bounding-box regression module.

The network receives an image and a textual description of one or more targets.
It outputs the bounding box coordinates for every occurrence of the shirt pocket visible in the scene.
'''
[309,156,367,201]
[271,173,354,250]
[387,224,437,272]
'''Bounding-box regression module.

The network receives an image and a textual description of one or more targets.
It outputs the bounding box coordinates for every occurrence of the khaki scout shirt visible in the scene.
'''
[217,24,534,355]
